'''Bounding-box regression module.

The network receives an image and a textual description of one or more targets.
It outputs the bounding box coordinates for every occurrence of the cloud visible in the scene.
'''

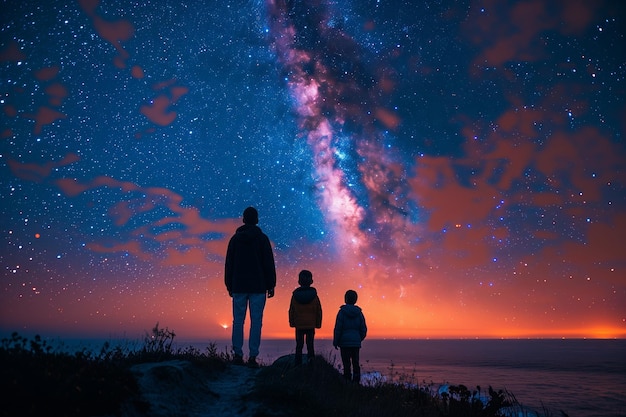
[78,0,187,133]
[463,0,605,70]
[1,62,70,135]
[140,81,189,127]
[8,155,240,267]
[408,109,625,270]
[0,41,27,62]
[78,0,135,68]
[7,153,80,183]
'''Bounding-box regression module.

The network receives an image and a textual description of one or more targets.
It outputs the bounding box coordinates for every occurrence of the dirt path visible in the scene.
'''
[202,363,263,417]
[128,360,266,417]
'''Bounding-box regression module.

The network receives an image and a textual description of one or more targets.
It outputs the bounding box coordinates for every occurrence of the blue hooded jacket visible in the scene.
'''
[333,304,367,348]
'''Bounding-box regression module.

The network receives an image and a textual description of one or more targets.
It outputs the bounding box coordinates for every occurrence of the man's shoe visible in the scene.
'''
[233,355,244,365]
[247,356,259,368]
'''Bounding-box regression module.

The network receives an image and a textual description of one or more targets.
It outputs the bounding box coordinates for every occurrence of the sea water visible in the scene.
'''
[252,338,626,417]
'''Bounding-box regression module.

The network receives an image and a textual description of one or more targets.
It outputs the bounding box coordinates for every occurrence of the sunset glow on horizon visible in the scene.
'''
[1,0,625,342]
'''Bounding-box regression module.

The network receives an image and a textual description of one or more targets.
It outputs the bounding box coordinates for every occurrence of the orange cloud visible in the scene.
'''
[78,1,189,133]
[140,81,189,127]
[409,94,625,270]
[463,0,553,69]
[78,0,135,68]
[463,0,603,70]
[34,66,60,81]
[374,107,401,130]
[558,0,603,35]
[86,240,152,261]
[410,156,501,232]
[140,96,178,126]
[0,40,26,62]
[23,106,67,135]
[56,174,238,266]
[45,83,68,106]
[8,153,239,268]
[562,213,626,265]
[8,153,80,183]
[131,65,144,79]
[2,60,69,135]
[535,127,625,202]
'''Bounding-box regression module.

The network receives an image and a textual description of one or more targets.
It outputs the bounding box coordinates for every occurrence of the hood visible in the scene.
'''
[235,224,261,242]
[339,304,362,318]
[292,286,317,304]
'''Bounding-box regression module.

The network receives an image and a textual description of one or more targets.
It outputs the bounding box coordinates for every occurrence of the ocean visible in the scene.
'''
[252,338,626,417]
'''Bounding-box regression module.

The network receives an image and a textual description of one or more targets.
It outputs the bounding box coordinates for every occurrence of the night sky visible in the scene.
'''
[1,0,625,340]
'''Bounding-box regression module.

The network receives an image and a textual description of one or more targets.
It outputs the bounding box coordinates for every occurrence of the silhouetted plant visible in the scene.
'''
[141,322,176,357]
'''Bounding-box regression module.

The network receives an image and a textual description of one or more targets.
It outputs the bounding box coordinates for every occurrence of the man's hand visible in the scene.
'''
[267,288,275,298]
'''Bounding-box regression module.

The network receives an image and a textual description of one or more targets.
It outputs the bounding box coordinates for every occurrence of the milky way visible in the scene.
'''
[267,0,416,257]
[1,0,625,339]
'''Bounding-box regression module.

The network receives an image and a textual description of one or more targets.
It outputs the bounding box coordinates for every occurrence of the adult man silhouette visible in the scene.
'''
[225,206,276,367]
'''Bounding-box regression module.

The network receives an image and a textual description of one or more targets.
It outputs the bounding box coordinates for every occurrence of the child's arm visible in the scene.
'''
[333,311,342,348]
[288,297,296,327]
[315,296,322,328]
[360,312,367,340]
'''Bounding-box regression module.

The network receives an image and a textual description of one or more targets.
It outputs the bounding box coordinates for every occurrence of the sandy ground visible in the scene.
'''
[125,359,269,417]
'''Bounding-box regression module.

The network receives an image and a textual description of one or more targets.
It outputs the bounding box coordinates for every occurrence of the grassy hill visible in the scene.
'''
[1,325,527,417]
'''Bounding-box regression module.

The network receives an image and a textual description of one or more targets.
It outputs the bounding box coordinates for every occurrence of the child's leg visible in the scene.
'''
[351,347,361,383]
[340,347,352,380]
[295,329,305,365]
[305,329,315,359]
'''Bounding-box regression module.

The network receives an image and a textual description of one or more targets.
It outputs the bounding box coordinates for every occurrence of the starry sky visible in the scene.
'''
[1,0,625,341]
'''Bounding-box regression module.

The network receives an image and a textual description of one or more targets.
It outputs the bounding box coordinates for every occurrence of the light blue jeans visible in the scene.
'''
[231,293,266,358]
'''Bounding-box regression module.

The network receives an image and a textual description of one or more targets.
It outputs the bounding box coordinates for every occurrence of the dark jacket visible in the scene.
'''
[289,286,322,329]
[333,304,367,348]
[225,224,276,294]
